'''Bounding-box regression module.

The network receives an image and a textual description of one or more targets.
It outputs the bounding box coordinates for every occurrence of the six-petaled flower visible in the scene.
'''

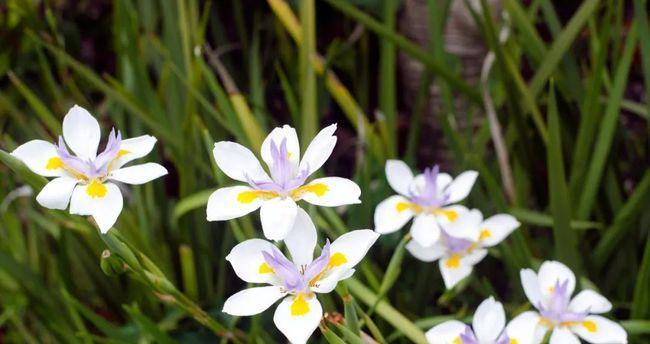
[11,105,167,233]
[207,124,361,240]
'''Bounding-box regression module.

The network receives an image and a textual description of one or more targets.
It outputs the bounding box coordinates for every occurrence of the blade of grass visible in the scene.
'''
[576,22,638,220]
[546,83,580,271]
[299,0,317,142]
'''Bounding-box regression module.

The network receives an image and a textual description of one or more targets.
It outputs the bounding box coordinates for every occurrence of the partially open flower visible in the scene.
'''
[406,209,519,289]
[374,160,478,247]
[222,209,378,344]
[515,261,627,344]
[11,105,167,232]
[426,297,538,344]
[207,124,361,240]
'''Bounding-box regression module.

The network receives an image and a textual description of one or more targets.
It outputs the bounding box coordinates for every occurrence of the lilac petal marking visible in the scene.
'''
[93,128,122,175]
[459,326,478,344]
[56,136,92,176]
[538,279,588,325]
[409,164,451,208]
[246,139,310,194]
[442,230,474,253]
[303,240,331,282]
[263,248,304,292]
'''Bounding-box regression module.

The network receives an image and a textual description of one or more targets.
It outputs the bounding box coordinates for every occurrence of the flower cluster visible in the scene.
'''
[11,113,628,344]
[375,160,519,289]
[427,261,627,344]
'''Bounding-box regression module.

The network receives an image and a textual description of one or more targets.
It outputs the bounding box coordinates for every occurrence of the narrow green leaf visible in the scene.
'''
[546,84,580,270]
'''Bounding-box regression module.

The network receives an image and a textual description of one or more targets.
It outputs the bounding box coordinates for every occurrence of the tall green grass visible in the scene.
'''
[0,0,648,342]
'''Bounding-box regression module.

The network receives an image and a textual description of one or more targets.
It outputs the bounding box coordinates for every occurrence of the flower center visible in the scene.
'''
[246,138,310,195]
[409,165,450,208]
[538,279,588,327]
[53,128,125,183]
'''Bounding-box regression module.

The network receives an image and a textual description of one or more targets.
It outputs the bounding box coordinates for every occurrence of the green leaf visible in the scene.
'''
[546,83,580,271]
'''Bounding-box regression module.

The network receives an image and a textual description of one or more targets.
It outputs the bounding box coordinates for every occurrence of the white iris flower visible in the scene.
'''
[207,124,361,240]
[11,105,167,233]
[222,209,378,344]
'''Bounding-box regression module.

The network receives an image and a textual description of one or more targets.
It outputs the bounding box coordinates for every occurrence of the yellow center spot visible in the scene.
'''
[582,320,597,332]
[549,286,555,294]
[445,254,461,269]
[258,262,274,274]
[434,209,458,221]
[396,202,410,212]
[452,337,462,344]
[117,149,130,157]
[328,253,347,267]
[237,190,277,204]
[291,183,329,199]
[510,340,518,344]
[479,229,492,240]
[46,157,63,170]
[290,294,310,316]
[86,179,107,198]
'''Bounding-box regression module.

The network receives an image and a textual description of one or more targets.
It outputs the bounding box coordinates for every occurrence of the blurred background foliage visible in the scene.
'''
[0,0,649,343]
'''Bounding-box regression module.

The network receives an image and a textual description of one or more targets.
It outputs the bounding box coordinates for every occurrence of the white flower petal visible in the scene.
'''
[520,268,543,307]
[385,160,414,196]
[312,268,354,293]
[299,123,337,176]
[436,172,453,192]
[223,286,285,316]
[464,248,488,266]
[439,254,474,289]
[569,290,612,314]
[440,208,482,242]
[36,176,78,210]
[506,311,541,344]
[260,197,298,241]
[473,297,505,342]
[261,125,300,169]
[273,295,322,344]
[549,327,580,344]
[406,240,446,262]
[213,141,269,182]
[108,163,167,185]
[374,195,415,234]
[572,315,627,344]
[11,140,66,177]
[226,239,279,284]
[296,177,361,207]
[425,320,467,344]
[70,182,123,233]
[478,214,520,247]
[444,170,478,204]
[328,229,379,272]
[538,261,576,300]
[62,105,101,160]
[410,214,441,247]
[284,208,317,266]
[206,186,265,221]
[112,135,157,169]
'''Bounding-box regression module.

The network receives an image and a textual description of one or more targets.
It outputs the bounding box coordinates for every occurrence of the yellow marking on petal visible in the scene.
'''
[396,202,410,212]
[291,183,329,199]
[445,254,461,269]
[46,157,63,170]
[328,253,347,268]
[582,320,597,332]
[237,190,277,204]
[549,286,555,294]
[258,262,274,274]
[434,209,458,221]
[117,149,130,157]
[479,229,492,241]
[290,294,310,316]
[86,179,107,198]
[452,337,462,344]
[509,340,518,344]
